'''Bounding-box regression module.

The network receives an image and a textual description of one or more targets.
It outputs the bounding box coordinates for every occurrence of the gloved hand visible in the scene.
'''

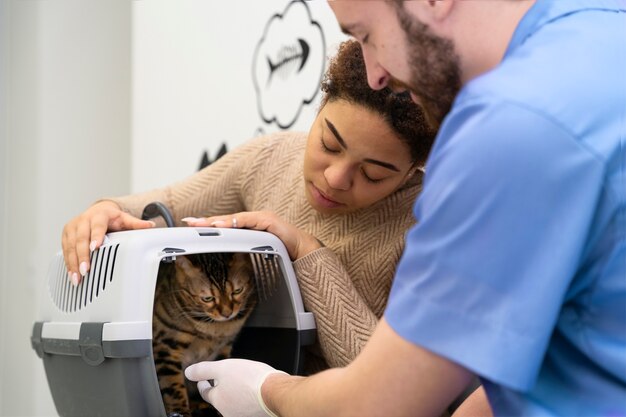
[185,359,287,417]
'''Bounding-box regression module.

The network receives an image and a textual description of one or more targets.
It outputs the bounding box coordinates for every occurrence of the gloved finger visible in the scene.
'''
[185,361,214,382]
[205,381,221,407]
[197,380,215,403]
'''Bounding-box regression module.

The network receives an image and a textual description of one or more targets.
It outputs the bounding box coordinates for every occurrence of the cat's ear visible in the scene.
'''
[231,253,247,264]
[175,256,195,274]
[231,253,253,274]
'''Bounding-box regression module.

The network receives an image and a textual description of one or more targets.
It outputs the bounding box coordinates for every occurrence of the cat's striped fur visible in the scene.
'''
[152,252,256,416]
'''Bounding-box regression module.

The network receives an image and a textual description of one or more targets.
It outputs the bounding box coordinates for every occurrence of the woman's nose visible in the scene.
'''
[325,164,353,191]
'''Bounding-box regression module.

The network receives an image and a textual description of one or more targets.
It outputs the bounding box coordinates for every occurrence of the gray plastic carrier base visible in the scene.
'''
[31,227,316,417]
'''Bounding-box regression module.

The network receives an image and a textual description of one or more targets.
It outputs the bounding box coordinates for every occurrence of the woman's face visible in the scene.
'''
[303,99,415,214]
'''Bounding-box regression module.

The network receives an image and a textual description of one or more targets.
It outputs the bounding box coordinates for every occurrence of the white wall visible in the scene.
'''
[1,2,44,414]
[0,1,131,416]
[0,0,8,409]
[0,1,347,415]
[131,0,347,192]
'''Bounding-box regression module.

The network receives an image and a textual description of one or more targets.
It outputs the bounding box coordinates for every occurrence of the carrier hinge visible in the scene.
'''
[160,247,186,263]
[251,245,276,260]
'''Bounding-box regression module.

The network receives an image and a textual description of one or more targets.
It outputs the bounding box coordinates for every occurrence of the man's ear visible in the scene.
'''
[404,0,455,25]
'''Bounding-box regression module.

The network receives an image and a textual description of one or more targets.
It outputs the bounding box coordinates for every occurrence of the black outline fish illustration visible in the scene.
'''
[251,0,326,129]
[266,38,310,85]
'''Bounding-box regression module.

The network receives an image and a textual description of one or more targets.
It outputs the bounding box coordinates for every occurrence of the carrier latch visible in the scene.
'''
[79,322,106,366]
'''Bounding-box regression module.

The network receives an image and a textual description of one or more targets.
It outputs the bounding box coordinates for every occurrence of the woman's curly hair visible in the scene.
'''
[321,40,436,165]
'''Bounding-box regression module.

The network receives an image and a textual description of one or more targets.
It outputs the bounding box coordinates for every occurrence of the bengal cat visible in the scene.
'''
[152,252,256,417]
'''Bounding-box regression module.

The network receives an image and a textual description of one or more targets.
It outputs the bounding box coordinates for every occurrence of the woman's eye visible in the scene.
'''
[361,168,384,184]
[201,296,215,303]
[232,287,243,295]
[320,138,340,154]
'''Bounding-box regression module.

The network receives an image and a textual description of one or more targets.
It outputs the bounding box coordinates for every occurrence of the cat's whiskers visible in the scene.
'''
[168,298,198,322]
[164,288,204,321]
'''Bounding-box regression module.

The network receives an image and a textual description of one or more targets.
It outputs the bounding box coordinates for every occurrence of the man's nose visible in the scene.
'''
[363,50,390,90]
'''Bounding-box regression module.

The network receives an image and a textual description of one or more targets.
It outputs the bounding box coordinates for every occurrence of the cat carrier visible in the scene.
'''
[31,226,316,417]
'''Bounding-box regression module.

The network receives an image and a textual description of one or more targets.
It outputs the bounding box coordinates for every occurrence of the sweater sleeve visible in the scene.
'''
[293,247,379,368]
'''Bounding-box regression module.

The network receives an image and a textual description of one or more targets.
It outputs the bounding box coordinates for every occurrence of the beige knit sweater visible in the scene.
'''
[111,131,421,372]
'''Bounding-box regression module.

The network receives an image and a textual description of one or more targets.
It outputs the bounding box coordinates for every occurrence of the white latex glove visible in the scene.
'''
[185,359,287,417]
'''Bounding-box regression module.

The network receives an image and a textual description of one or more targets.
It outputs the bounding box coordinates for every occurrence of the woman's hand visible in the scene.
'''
[62,200,155,285]
[182,211,322,261]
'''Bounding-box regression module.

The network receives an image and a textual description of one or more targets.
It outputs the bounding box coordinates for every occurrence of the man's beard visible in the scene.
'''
[393,4,462,130]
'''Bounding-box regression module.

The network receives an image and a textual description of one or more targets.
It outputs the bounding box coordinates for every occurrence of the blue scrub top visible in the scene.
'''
[385,1,626,415]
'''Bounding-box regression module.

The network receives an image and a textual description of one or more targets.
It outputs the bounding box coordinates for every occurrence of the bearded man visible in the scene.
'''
[186,2,626,416]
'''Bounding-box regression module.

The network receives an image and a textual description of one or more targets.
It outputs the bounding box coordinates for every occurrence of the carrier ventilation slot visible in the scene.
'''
[249,252,280,300]
[49,244,120,312]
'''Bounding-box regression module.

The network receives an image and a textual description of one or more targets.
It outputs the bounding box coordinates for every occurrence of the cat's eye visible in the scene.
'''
[232,287,243,295]
[201,296,215,303]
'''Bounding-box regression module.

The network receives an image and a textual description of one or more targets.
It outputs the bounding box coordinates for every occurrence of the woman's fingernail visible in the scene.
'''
[89,240,97,252]
[181,217,200,222]
[71,272,80,286]
[148,221,156,227]
[210,220,226,227]
[79,262,88,276]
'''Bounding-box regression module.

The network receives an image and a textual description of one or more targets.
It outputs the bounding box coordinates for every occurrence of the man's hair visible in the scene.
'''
[320,40,436,165]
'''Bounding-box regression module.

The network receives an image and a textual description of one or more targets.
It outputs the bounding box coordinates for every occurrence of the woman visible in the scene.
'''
[62,40,435,372]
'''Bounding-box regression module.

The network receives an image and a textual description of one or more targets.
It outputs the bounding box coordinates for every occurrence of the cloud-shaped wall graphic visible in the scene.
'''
[252,0,326,129]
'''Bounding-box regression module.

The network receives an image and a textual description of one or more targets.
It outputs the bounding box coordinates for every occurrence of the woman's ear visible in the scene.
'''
[403,165,422,185]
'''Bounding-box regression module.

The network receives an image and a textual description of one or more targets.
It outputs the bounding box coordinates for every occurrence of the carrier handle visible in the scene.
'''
[141,202,175,228]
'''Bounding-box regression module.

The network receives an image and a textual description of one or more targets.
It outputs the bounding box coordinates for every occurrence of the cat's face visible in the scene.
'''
[174,253,254,322]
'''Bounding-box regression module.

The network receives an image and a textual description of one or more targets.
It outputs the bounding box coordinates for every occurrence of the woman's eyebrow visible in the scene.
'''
[325,118,348,149]
[325,118,400,172]
[364,158,400,172]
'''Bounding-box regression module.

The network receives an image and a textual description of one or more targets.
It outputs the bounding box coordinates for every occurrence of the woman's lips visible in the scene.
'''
[309,183,343,209]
